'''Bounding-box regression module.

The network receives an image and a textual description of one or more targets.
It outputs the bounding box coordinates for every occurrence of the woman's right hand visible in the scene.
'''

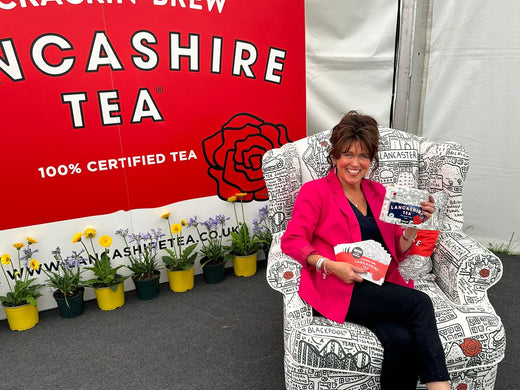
[327,260,365,284]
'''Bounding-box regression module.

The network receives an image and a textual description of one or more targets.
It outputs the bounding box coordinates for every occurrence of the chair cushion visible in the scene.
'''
[399,230,439,282]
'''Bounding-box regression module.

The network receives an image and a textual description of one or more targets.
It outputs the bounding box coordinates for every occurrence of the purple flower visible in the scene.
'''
[21,246,39,261]
[51,247,61,257]
[252,219,262,234]
[258,205,269,222]
[128,233,141,244]
[115,228,128,237]
[188,216,199,227]
[215,214,230,225]
[151,228,164,240]
[65,249,86,268]
[200,219,212,230]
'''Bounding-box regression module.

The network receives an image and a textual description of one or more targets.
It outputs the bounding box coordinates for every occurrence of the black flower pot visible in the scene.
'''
[133,273,160,300]
[201,258,225,284]
[53,288,85,319]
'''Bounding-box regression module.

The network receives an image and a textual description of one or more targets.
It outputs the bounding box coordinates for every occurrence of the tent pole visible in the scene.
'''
[391,0,433,136]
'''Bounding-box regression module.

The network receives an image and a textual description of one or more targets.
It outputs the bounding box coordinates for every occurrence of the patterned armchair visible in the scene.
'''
[262,127,506,390]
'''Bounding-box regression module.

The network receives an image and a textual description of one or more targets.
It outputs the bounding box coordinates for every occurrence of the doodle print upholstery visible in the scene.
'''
[262,127,506,390]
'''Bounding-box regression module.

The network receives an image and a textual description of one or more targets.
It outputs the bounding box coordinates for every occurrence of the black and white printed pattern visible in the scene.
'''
[262,127,505,390]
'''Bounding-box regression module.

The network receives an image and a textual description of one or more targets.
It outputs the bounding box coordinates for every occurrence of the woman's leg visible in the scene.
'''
[345,281,450,385]
[371,320,420,389]
[426,382,450,390]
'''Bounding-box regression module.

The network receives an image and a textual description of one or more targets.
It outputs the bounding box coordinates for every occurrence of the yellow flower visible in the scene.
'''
[29,259,40,270]
[160,212,171,219]
[181,219,188,226]
[1,254,11,265]
[236,192,247,198]
[98,235,112,248]
[72,232,83,243]
[171,223,182,234]
[84,228,97,238]
[13,242,24,249]
[27,237,38,244]
[227,195,237,202]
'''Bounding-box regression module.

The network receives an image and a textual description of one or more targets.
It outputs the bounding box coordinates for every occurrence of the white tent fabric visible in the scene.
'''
[305,0,398,132]
[422,0,520,249]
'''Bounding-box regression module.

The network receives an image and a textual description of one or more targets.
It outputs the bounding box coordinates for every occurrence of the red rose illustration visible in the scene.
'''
[456,384,468,390]
[203,113,291,201]
[479,268,490,278]
[460,338,482,357]
[413,214,424,225]
[283,271,294,280]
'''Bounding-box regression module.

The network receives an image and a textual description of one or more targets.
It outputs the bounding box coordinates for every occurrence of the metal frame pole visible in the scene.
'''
[391,0,433,135]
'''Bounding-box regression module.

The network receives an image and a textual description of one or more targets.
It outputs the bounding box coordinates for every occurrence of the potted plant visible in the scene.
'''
[43,246,87,318]
[188,214,230,284]
[75,228,129,311]
[0,238,43,331]
[116,228,163,300]
[226,192,264,277]
[253,204,273,261]
[161,212,197,292]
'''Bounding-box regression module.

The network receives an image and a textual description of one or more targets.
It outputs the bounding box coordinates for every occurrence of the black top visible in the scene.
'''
[349,200,387,251]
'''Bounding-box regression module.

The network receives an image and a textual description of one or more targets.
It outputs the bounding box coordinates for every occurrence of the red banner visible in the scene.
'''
[0,0,305,230]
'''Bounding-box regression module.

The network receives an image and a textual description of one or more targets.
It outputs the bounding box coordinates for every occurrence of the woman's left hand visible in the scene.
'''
[420,195,435,222]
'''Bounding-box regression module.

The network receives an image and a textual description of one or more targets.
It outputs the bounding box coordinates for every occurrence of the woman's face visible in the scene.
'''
[333,141,371,189]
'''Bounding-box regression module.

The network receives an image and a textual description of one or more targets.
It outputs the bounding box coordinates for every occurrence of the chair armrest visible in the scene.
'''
[266,232,312,322]
[432,231,503,305]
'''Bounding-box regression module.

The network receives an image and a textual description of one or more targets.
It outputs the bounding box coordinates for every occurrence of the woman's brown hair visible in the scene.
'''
[327,110,380,175]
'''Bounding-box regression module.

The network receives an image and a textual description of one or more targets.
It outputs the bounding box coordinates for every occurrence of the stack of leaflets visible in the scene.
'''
[334,240,392,285]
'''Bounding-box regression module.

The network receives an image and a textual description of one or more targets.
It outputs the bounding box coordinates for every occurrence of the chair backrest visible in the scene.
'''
[262,127,469,233]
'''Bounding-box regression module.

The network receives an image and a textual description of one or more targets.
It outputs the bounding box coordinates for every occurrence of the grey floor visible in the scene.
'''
[488,254,518,390]
[1,255,517,390]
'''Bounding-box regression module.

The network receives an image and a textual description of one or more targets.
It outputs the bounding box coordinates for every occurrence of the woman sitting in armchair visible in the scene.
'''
[281,110,450,390]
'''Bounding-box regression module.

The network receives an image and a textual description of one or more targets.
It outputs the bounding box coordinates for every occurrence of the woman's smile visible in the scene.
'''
[333,142,371,189]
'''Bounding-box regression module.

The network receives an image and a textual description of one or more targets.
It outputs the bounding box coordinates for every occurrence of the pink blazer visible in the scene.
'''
[281,170,413,323]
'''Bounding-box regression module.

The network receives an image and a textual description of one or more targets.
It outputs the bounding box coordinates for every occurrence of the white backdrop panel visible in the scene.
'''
[0,198,262,319]
[305,0,398,133]
[422,0,520,250]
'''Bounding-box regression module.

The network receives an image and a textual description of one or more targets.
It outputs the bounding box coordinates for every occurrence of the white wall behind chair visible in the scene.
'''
[305,0,398,134]
[422,0,520,250]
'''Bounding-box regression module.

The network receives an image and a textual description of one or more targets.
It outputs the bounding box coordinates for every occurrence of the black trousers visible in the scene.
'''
[346,281,450,389]
[314,281,450,389]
